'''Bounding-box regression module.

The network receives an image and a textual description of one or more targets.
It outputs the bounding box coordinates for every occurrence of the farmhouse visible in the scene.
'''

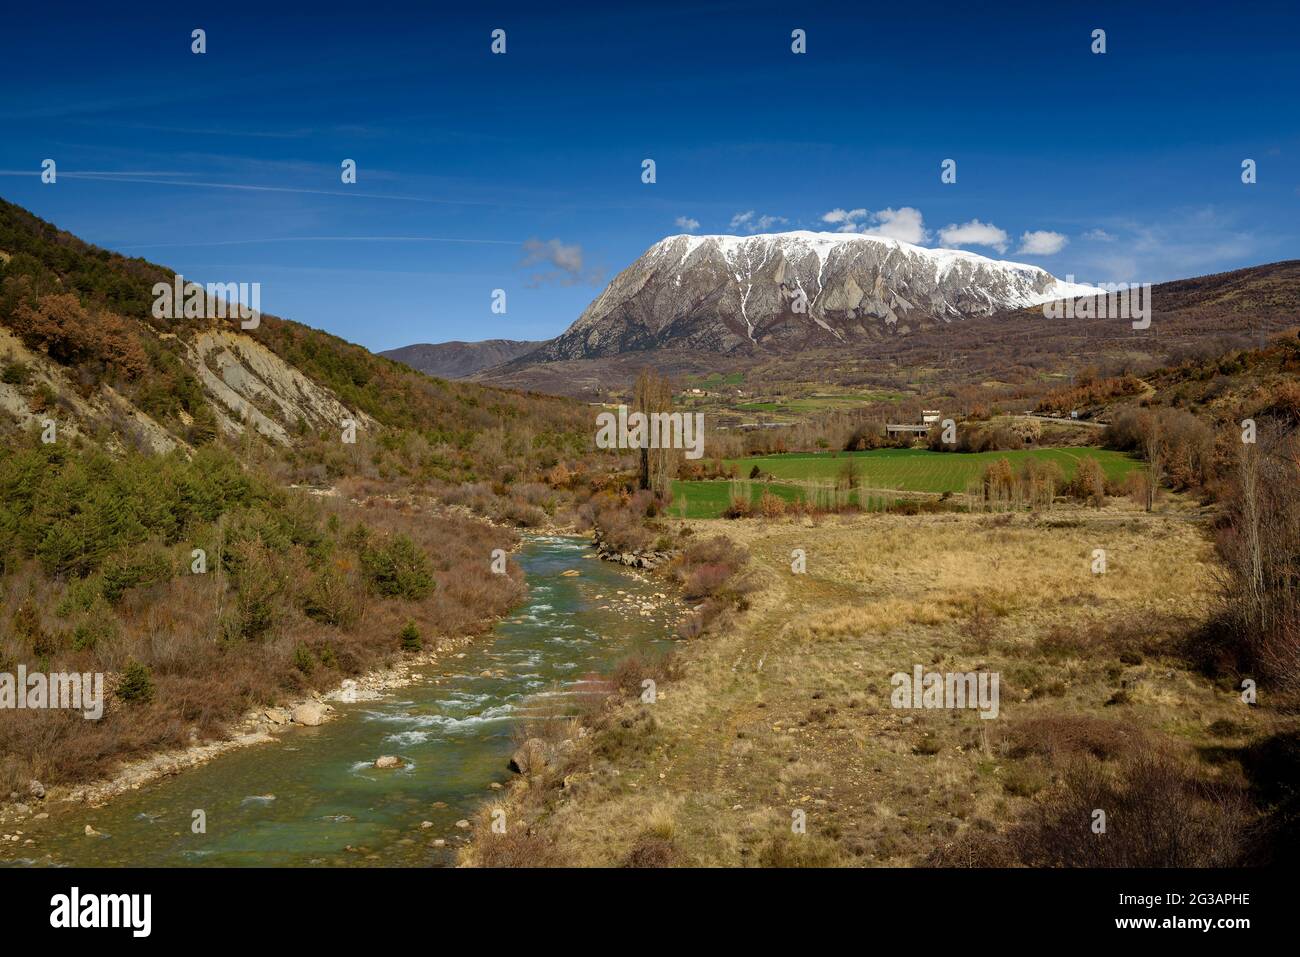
[885,409,942,436]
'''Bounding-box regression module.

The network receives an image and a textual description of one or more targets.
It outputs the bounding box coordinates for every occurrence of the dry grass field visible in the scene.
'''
[467,504,1287,867]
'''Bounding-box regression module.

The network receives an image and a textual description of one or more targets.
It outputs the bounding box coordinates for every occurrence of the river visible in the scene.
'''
[4,536,674,867]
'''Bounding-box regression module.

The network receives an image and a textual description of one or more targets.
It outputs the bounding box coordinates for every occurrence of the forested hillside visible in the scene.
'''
[0,197,617,798]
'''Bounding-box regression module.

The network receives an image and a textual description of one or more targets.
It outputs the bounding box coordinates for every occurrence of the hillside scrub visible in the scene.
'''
[1035,372,1146,416]
[0,436,525,795]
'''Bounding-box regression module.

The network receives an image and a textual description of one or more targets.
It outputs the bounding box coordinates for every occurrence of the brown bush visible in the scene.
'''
[10,293,147,381]
[609,650,681,698]
[758,489,787,518]
[473,827,563,868]
[1008,751,1250,867]
[1003,715,1147,762]
[622,834,680,867]
[1064,456,1106,507]
[670,535,751,603]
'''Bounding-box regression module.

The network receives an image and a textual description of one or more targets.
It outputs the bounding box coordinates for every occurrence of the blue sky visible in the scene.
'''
[1,0,1297,352]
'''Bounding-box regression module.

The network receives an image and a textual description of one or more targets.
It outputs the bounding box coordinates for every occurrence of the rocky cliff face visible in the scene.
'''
[0,321,375,454]
[527,232,1102,360]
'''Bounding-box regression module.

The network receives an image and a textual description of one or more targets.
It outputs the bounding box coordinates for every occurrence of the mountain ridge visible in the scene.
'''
[380,338,543,379]
[517,230,1103,363]
[474,259,1300,399]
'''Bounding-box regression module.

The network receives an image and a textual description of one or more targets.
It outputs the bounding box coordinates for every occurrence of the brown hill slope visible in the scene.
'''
[0,196,592,482]
[381,339,543,379]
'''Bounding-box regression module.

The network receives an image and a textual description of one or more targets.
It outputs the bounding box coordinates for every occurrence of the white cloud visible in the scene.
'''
[821,207,867,225]
[1062,208,1264,284]
[937,219,1009,253]
[863,207,928,244]
[520,237,601,286]
[1017,230,1069,255]
[821,206,929,244]
[729,210,788,233]
[1082,228,1115,242]
[675,216,700,232]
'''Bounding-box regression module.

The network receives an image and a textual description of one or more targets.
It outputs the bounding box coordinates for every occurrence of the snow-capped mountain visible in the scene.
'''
[526,231,1103,359]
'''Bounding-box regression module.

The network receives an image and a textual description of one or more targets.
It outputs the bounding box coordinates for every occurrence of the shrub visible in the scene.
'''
[1008,752,1250,867]
[72,611,117,652]
[10,293,148,382]
[0,359,30,385]
[623,834,680,867]
[399,620,422,652]
[758,489,786,518]
[473,827,562,867]
[610,650,680,698]
[666,536,754,640]
[361,534,433,599]
[593,501,654,553]
[117,661,154,703]
[301,563,362,628]
[1065,456,1106,507]
[100,548,171,605]
[721,497,753,519]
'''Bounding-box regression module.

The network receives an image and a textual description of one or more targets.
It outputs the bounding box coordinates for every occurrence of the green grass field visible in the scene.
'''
[671,446,1141,518]
[686,371,745,388]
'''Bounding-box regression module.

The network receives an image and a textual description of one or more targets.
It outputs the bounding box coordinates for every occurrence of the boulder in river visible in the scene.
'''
[291,702,330,726]
[374,755,404,769]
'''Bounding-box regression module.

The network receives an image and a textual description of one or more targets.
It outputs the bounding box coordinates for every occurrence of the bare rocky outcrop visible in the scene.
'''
[0,321,375,454]
[183,329,374,444]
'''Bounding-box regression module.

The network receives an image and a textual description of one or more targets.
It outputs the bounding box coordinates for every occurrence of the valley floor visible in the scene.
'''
[467,506,1278,866]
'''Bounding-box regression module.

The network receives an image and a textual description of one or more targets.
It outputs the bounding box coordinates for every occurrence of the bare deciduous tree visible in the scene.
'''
[633,367,679,499]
